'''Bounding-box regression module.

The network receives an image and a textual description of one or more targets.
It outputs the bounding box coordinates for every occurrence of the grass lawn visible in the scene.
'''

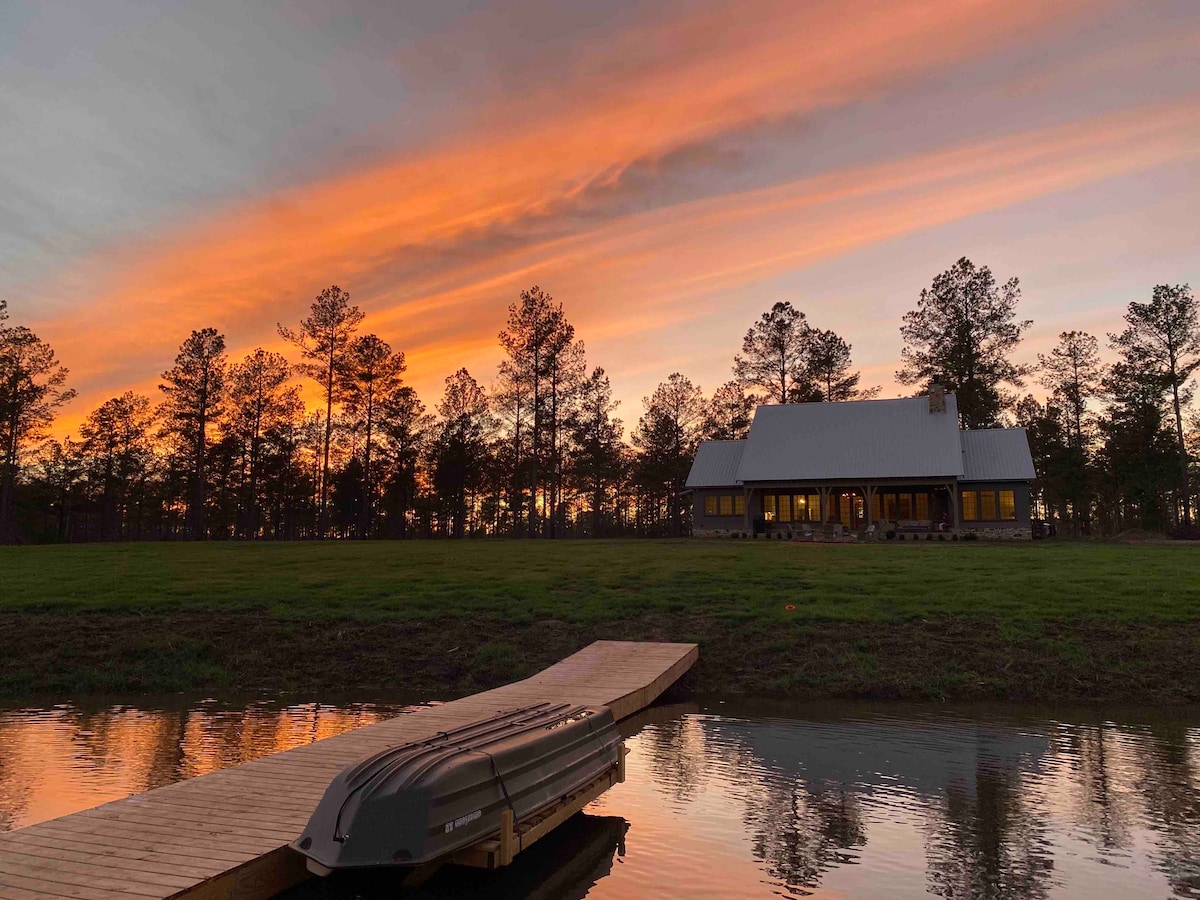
[2,539,1198,702]
[0,538,1195,622]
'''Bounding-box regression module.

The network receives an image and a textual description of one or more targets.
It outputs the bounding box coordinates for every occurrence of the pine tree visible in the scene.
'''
[897,258,1031,428]
[806,329,878,402]
[568,367,624,537]
[1108,284,1199,526]
[338,335,407,537]
[702,380,755,440]
[733,302,817,404]
[279,285,364,537]
[0,316,76,543]
[158,328,226,540]
[633,373,705,536]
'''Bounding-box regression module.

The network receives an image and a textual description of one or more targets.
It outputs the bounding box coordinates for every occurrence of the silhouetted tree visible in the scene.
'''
[497,287,578,537]
[279,285,364,537]
[703,380,756,440]
[1098,360,1179,532]
[568,367,624,536]
[1109,284,1198,526]
[338,335,407,537]
[734,301,818,404]
[1036,331,1102,532]
[225,349,302,538]
[633,373,704,536]
[897,258,1031,428]
[79,392,156,541]
[432,369,494,537]
[381,386,432,539]
[807,328,878,402]
[0,313,75,543]
[159,328,226,540]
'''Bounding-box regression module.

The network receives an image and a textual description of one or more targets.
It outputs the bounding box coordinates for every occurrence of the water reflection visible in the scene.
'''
[0,698,408,831]
[1,698,1198,898]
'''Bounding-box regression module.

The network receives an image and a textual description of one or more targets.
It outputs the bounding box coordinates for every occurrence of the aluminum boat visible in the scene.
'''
[292,701,622,873]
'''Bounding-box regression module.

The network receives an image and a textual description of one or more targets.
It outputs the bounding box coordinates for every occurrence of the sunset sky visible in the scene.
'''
[3,0,1197,434]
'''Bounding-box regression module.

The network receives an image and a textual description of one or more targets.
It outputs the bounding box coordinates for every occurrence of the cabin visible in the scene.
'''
[685,387,1037,540]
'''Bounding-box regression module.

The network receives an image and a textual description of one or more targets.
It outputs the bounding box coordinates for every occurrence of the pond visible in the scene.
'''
[1,697,1197,898]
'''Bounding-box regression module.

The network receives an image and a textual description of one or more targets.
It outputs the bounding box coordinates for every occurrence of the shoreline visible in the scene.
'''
[5,610,1199,705]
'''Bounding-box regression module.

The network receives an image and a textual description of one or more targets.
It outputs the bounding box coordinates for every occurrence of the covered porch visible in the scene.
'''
[743,479,961,537]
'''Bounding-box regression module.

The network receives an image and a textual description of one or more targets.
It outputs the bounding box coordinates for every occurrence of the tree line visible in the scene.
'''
[1,257,1196,542]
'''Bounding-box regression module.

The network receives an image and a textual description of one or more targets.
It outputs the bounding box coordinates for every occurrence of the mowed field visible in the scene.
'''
[2,539,1198,702]
[0,539,1194,621]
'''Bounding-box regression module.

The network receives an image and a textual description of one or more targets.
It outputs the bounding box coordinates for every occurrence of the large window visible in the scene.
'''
[778,494,793,522]
[735,495,746,516]
[898,493,912,519]
[980,490,997,520]
[999,490,1015,520]
[962,491,978,521]
[884,494,898,520]
[916,493,930,520]
[705,494,745,517]
[704,495,718,515]
[719,495,733,516]
[808,494,820,522]
[871,493,882,521]
[763,495,776,520]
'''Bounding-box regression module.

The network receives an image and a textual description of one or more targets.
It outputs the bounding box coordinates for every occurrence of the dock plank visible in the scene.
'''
[0,641,697,900]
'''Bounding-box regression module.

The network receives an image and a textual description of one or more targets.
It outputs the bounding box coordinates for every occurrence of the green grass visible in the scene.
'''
[1,539,1196,624]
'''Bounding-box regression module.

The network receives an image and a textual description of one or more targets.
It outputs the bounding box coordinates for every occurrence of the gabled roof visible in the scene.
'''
[960,428,1037,482]
[685,440,746,488]
[735,395,965,482]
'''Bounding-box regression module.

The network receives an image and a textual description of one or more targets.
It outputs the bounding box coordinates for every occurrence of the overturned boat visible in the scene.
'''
[292,701,623,874]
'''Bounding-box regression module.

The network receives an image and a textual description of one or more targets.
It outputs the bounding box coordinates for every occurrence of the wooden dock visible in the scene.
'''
[0,641,697,900]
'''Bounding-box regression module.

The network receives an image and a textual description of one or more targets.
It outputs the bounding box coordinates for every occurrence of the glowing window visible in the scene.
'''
[735,495,746,515]
[719,495,733,516]
[871,493,881,521]
[808,494,821,522]
[704,495,718,516]
[916,494,929,519]
[962,491,978,521]
[898,494,913,519]
[778,494,792,523]
[999,490,1015,520]
[763,495,776,520]
[980,491,997,520]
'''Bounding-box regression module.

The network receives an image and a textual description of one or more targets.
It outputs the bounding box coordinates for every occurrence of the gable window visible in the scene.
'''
[704,495,718,516]
[999,490,1015,520]
[719,495,734,516]
[980,491,997,520]
[962,491,978,521]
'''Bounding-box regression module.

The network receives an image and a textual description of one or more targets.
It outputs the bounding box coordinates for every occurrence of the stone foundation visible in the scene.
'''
[962,526,1032,541]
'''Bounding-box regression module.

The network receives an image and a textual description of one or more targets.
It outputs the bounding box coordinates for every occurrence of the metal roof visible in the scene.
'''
[734,395,965,482]
[959,428,1036,482]
[685,440,746,488]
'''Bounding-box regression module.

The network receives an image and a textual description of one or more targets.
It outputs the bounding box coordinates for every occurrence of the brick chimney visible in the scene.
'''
[928,383,946,414]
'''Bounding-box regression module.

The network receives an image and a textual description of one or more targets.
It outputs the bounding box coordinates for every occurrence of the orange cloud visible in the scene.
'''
[34,0,1189,432]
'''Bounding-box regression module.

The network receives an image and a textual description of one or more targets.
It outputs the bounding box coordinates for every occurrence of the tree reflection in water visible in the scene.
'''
[1,700,1198,899]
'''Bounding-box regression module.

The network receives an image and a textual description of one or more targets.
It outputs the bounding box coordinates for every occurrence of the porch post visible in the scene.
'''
[862,485,875,527]
[948,482,960,531]
[743,486,752,534]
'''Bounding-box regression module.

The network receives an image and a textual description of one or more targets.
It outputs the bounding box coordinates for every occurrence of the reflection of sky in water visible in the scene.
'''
[1,699,1198,898]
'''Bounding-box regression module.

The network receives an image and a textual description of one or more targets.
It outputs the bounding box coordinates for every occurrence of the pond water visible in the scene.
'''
[1,697,1198,898]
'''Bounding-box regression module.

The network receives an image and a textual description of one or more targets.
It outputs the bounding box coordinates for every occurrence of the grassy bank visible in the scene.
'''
[2,540,1198,703]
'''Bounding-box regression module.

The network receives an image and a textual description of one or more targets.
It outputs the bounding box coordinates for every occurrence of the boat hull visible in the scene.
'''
[292,701,621,871]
